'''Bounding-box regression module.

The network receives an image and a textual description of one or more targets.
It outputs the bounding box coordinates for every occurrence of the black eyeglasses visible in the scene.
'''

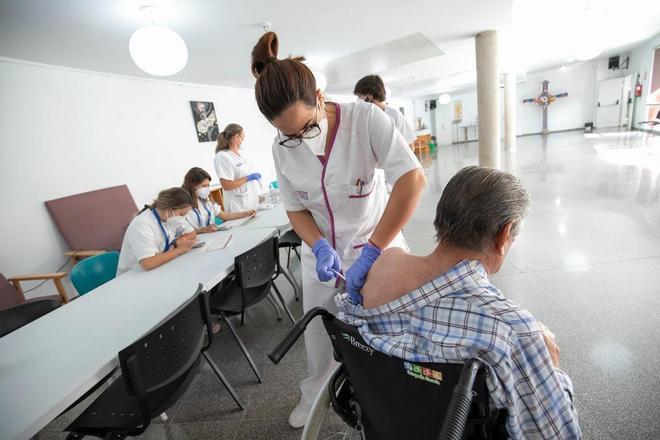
[277,106,322,148]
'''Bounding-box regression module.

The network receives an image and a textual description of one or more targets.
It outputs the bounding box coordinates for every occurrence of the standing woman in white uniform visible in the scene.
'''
[251,32,426,428]
[354,74,417,147]
[214,123,262,212]
[182,167,256,233]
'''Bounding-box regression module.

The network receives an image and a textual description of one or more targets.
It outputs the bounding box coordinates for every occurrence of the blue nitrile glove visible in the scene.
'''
[247,172,262,182]
[312,238,342,282]
[345,242,382,305]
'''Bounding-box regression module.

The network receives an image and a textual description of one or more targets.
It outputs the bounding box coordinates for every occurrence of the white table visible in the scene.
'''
[241,204,290,233]
[0,227,276,440]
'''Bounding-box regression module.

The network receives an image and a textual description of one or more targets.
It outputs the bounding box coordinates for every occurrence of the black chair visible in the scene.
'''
[64,286,243,440]
[269,308,507,440]
[209,236,296,383]
[272,230,302,301]
[0,298,60,337]
[278,229,302,269]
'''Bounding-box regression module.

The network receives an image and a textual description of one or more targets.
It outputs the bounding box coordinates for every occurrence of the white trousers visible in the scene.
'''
[298,243,346,408]
[297,233,408,408]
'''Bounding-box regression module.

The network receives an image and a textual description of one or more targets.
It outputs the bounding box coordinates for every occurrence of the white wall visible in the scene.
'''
[628,32,660,126]
[516,62,597,134]
[429,61,599,141]
[0,58,277,297]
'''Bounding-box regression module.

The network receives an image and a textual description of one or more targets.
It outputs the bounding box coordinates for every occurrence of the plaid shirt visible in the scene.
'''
[336,260,581,439]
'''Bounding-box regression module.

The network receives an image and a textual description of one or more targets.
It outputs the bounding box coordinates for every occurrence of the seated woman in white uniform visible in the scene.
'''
[116,187,197,276]
[213,123,262,212]
[353,74,417,148]
[181,167,256,233]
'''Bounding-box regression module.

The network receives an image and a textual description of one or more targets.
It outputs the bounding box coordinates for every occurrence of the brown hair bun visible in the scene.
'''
[251,32,279,78]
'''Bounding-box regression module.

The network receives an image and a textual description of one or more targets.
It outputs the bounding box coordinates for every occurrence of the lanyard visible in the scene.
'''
[194,198,213,227]
[151,208,171,252]
[197,199,213,226]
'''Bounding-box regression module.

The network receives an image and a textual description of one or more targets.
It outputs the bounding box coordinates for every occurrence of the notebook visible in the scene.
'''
[201,234,233,252]
[217,215,254,230]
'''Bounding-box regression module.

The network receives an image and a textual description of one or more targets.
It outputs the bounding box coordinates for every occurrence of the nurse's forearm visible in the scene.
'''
[139,248,185,271]
[370,168,426,248]
[220,177,248,190]
[287,210,324,247]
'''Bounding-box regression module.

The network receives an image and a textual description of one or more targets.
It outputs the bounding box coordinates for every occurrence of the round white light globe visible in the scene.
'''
[129,25,188,76]
[573,46,601,61]
[312,70,327,92]
[438,93,451,105]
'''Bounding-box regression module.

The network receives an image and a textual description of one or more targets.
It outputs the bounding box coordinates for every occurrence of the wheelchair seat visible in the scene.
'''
[270,308,507,440]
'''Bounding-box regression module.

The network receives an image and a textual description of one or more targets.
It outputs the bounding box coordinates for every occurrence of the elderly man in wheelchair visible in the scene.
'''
[271,166,581,440]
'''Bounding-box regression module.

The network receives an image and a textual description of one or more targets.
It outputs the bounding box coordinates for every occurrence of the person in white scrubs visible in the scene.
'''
[251,32,426,428]
[214,123,262,212]
[182,167,256,233]
[117,188,198,276]
[354,74,417,147]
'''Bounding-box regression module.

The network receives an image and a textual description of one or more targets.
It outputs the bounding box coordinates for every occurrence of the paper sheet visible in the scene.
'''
[201,234,233,252]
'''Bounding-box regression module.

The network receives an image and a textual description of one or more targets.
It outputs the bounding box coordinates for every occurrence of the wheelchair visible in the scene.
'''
[269,307,507,440]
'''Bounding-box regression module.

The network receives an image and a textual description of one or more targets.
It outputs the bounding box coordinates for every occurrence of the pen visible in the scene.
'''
[185,218,197,230]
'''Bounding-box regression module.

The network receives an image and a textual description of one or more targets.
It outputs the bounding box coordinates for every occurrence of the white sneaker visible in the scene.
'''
[288,402,311,429]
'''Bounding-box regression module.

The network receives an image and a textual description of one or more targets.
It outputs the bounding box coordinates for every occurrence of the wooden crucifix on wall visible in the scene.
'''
[523,80,568,134]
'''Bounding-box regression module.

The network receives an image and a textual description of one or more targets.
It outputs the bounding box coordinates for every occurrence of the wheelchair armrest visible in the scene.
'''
[268,307,333,364]
[438,358,483,440]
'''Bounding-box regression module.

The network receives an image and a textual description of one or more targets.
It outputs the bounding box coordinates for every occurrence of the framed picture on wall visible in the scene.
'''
[190,101,219,142]
[453,100,463,122]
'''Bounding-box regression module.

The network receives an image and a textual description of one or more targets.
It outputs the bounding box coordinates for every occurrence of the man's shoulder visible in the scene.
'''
[466,286,539,338]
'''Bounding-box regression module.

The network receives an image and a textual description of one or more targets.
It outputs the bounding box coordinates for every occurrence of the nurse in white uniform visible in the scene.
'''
[354,74,417,147]
[116,187,197,276]
[251,32,426,428]
[213,123,262,212]
[182,167,256,233]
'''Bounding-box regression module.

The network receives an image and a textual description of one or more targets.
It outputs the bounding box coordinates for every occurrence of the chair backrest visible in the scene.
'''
[118,286,211,426]
[45,185,138,251]
[235,236,277,289]
[0,298,61,337]
[322,315,496,440]
[0,273,24,310]
[70,251,120,295]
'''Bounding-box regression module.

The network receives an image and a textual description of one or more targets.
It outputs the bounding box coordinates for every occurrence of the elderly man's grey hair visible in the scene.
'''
[434,166,530,251]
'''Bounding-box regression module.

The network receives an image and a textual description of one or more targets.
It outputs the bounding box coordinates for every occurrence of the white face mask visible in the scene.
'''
[196,187,211,199]
[303,117,328,156]
[166,210,184,226]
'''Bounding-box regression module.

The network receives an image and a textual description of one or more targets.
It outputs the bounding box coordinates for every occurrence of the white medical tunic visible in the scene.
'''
[272,100,421,266]
[384,105,417,145]
[214,150,260,212]
[185,197,221,229]
[272,100,422,409]
[116,209,188,276]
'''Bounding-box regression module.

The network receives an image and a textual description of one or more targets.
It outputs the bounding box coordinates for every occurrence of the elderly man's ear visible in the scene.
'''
[494,222,514,256]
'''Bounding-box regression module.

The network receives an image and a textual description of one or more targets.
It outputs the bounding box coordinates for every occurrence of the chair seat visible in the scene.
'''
[65,375,144,437]
[209,280,271,314]
[66,357,201,438]
[278,230,301,247]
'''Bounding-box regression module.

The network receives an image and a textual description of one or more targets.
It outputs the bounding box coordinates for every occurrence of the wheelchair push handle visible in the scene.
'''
[268,307,332,364]
[438,358,483,440]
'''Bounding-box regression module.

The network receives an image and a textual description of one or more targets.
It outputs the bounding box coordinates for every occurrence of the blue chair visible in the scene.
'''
[70,251,120,296]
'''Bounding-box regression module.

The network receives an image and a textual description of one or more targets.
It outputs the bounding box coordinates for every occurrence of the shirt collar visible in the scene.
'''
[336,260,489,318]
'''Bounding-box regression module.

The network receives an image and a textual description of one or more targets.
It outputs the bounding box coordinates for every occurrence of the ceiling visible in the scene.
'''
[0,0,658,99]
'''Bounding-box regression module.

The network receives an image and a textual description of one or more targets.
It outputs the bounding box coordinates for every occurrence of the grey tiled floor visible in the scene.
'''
[39,130,660,439]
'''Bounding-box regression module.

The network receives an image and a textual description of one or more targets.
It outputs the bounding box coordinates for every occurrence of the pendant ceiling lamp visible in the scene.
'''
[129,5,188,77]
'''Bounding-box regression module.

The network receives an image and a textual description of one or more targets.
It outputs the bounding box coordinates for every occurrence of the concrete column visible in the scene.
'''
[504,71,517,152]
[475,30,500,168]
